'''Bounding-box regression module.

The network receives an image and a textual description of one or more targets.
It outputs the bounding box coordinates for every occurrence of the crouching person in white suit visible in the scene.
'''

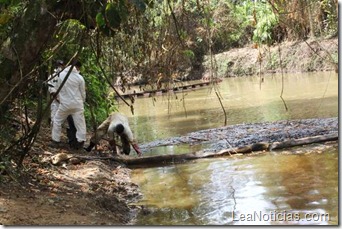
[84,112,142,156]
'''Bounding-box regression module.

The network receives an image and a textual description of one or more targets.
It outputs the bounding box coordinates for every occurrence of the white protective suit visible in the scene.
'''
[90,113,134,143]
[47,67,63,124]
[51,65,86,143]
[87,112,142,156]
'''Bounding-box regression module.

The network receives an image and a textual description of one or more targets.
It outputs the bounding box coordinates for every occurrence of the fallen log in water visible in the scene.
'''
[269,134,338,150]
[66,133,338,167]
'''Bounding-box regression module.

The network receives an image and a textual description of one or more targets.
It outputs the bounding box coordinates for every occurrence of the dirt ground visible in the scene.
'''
[0,125,142,225]
[0,38,338,226]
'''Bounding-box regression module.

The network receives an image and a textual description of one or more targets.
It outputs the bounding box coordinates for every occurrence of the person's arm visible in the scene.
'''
[123,125,142,156]
[131,142,142,157]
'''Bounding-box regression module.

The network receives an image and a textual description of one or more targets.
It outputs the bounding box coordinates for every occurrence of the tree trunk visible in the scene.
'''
[306,0,315,37]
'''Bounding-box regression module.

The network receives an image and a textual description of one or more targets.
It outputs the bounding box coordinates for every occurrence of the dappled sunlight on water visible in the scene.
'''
[132,148,338,225]
[140,143,206,157]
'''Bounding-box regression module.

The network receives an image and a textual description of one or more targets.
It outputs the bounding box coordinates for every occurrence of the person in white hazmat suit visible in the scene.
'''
[48,60,78,149]
[51,60,86,149]
[84,112,142,156]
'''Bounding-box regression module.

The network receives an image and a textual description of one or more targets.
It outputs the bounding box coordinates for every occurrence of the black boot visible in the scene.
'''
[75,141,84,150]
[66,115,78,149]
[84,141,96,152]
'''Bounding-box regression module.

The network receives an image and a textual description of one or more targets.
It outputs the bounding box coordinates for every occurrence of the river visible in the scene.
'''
[117,71,338,225]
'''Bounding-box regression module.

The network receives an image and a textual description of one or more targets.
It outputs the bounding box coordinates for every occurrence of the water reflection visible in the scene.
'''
[132,148,338,225]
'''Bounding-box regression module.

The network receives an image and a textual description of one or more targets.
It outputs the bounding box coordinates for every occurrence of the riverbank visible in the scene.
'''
[202,38,338,78]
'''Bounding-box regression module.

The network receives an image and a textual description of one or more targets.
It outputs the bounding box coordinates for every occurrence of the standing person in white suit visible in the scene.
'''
[50,60,87,150]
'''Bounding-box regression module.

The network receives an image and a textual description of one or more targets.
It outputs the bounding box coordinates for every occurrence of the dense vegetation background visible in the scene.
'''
[0,0,338,174]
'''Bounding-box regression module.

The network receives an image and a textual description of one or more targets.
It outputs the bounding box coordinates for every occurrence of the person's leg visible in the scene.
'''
[66,115,78,149]
[108,136,118,155]
[50,100,59,126]
[120,135,131,155]
[51,107,69,143]
[71,109,86,149]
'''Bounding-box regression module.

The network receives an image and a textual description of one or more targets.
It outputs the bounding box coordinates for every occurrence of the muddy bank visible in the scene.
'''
[140,117,338,153]
[0,158,142,225]
[203,38,338,78]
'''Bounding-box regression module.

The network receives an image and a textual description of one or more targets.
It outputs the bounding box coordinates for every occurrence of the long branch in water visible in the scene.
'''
[278,44,288,111]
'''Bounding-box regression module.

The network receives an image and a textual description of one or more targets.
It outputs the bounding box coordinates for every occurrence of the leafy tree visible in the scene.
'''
[268,0,338,40]
[251,1,278,45]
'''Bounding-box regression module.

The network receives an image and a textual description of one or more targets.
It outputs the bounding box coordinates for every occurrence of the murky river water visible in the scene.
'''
[131,147,338,225]
[119,72,337,143]
[118,71,338,225]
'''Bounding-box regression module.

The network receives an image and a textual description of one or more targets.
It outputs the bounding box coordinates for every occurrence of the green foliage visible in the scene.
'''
[265,52,279,70]
[129,0,147,11]
[329,52,338,68]
[252,1,278,45]
[82,62,112,127]
[183,50,195,59]
[0,12,11,25]
[105,3,121,30]
[117,0,129,22]
[216,1,254,48]
[42,19,86,64]
[95,0,149,36]
[96,12,113,36]
[96,12,105,28]
[0,1,26,43]
[320,0,338,36]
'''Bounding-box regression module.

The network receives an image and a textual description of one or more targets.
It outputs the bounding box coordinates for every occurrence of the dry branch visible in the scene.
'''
[269,133,338,150]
